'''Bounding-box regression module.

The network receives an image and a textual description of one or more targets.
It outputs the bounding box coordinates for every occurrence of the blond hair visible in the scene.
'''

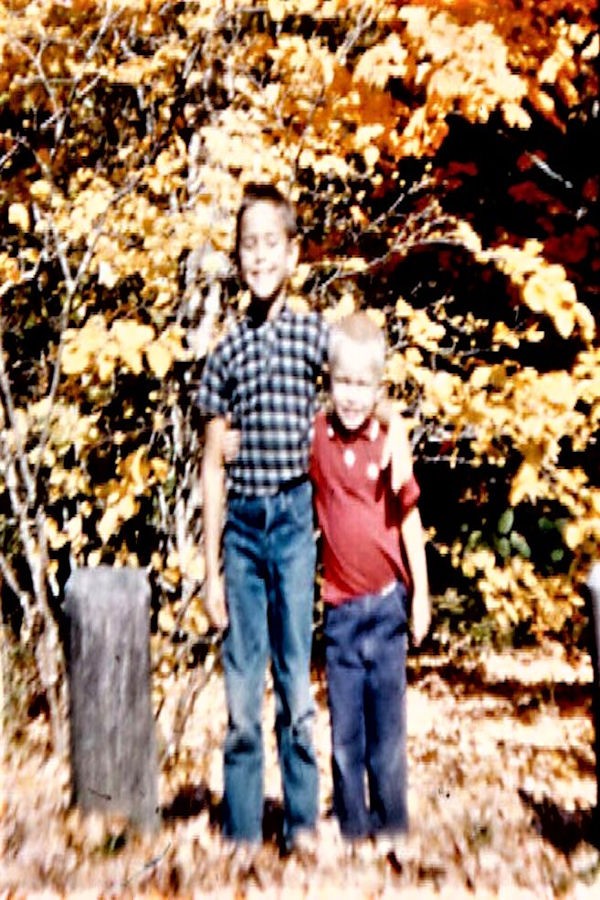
[329,312,386,382]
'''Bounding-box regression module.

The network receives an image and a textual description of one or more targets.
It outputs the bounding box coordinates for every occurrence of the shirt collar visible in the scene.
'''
[245,298,290,330]
[327,414,380,443]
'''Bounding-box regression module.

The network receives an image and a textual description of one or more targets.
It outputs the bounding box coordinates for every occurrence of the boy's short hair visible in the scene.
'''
[329,312,387,382]
[235,182,298,264]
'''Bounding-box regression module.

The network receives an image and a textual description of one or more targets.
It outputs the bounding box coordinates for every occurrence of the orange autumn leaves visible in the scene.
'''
[0,0,597,644]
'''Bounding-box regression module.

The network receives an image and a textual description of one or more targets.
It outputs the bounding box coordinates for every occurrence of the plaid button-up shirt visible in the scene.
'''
[198,305,329,496]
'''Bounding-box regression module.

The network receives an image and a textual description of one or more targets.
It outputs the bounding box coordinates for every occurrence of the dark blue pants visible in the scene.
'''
[324,582,408,839]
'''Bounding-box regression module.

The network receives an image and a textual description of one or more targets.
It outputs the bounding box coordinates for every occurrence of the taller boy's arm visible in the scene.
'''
[201,416,228,630]
[375,399,414,491]
[401,506,431,647]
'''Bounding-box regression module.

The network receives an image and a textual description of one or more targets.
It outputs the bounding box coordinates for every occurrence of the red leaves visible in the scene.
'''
[545,227,596,266]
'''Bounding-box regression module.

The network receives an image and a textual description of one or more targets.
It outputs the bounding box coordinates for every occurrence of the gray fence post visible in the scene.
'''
[64,566,159,830]
[587,563,600,826]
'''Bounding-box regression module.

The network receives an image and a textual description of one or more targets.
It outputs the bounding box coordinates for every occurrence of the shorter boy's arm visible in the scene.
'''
[375,399,413,492]
[401,506,431,647]
[201,416,228,630]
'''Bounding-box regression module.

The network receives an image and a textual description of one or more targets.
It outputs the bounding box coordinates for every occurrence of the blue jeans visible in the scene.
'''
[222,479,319,845]
[324,582,409,839]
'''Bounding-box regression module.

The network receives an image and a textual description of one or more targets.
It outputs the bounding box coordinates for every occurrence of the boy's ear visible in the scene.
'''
[286,239,300,274]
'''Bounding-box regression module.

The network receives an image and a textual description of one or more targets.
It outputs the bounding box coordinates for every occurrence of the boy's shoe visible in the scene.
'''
[285,827,318,865]
[224,839,260,880]
[374,833,406,872]
[343,837,375,864]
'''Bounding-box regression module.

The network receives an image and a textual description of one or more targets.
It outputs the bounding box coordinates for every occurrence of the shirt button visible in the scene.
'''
[344,448,356,468]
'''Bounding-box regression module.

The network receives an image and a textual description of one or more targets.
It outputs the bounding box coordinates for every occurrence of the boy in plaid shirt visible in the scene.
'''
[198,183,410,865]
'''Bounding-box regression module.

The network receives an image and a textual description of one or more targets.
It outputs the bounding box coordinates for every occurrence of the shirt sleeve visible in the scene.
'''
[197,345,229,419]
[398,474,421,518]
[309,313,329,374]
[319,316,330,366]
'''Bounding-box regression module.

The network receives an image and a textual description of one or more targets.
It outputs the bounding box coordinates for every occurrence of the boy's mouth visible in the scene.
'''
[338,408,367,427]
[252,267,278,281]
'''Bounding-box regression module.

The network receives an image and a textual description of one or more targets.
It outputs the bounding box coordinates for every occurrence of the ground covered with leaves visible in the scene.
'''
[2,643,600,897]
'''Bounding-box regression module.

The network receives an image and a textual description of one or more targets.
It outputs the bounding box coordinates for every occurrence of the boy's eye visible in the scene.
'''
[241,234,283,250]
[335,376,374,388]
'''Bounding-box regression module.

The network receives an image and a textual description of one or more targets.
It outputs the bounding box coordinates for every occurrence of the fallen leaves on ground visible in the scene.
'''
[2,643,599,897]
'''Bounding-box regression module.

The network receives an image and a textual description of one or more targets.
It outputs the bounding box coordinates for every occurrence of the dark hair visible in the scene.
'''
[234,182,298,265]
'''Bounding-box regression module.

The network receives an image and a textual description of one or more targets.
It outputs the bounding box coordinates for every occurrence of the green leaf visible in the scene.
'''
[494,536,511,559]
[510,531,531,558]
[497,508,514,535]
[467,529,483,550]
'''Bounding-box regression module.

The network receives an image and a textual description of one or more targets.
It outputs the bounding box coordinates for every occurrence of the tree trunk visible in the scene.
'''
[64,566,159,831]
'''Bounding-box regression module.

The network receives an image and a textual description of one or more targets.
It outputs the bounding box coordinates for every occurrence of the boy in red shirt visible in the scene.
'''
[310,312,430,860]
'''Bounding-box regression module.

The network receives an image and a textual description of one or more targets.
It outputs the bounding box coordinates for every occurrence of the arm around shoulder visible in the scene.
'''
[375,399,414,492]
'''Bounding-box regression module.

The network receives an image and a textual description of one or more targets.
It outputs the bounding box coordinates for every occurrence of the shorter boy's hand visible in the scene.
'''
[222,423,241,464]
[205,574,228,631]
[411,592,431,647]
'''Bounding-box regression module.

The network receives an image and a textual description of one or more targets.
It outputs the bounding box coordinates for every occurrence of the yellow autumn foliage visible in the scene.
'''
[487,246,595,342]
[1,0,597,648]
[62,318,189,381]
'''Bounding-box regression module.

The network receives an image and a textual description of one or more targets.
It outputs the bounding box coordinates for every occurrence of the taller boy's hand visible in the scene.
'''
[205,573,228,631]
[380,410,413,491]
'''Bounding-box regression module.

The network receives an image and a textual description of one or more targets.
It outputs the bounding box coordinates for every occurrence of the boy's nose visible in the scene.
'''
[254,238,268,260]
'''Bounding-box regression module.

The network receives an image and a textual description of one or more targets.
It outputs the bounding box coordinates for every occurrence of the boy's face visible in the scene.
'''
[331,345,381,432]
[238,200,298,303]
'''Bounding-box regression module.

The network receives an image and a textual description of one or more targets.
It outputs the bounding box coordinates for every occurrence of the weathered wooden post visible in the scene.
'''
[64,566,159,830]
[586,562,600,832]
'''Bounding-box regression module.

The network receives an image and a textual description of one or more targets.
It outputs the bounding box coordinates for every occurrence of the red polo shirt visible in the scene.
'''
[309,411,420,606]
